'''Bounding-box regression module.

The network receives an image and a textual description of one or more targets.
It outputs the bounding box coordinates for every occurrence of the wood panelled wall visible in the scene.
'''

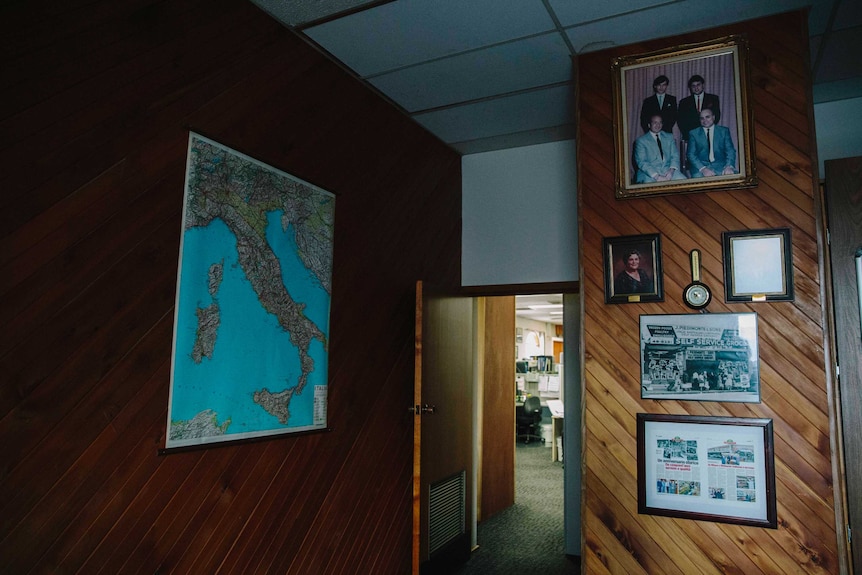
[578,11,840,574]
[0,0,460,573]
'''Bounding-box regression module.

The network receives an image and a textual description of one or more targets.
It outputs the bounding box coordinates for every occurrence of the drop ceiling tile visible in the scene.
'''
[815,26,862,83]
[413,84,574,143]
[813,77,862,102]
[834,0,862,30]
[369,33,573,112]
[248,0,380,27]
[810,34,823,67]
[304,0,555,76]
[807,0,845,35]
[548,0,674,27]
[566,0,814,53]
[453,124,576,155]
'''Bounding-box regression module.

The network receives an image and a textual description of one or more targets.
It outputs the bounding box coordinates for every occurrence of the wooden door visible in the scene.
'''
[479,296,516,521]
[824,157,862,573]
[553,339,564,364]
[413,282,475,574]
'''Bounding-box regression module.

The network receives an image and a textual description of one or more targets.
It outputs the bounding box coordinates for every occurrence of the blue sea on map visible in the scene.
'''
[170,210,329,434]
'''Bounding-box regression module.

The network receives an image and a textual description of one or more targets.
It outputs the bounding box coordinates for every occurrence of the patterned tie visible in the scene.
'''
[656,134,663,159]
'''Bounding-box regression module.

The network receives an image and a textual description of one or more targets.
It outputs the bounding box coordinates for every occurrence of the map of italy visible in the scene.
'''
[166,134,333,448]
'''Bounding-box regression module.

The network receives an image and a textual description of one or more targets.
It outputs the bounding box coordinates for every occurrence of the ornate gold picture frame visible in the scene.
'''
[612,35,757,199]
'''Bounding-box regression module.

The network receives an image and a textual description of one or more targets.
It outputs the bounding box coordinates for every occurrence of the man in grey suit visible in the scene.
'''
[634,115,687,183]
[686,108,737,177]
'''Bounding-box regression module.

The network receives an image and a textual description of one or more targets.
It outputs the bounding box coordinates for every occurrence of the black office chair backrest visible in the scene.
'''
[523,396,542,414]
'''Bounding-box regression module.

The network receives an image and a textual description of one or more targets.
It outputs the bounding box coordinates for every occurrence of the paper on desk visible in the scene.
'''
[547,399,564,417]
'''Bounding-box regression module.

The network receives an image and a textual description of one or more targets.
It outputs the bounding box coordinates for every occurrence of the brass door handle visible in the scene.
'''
[409,404,437,415]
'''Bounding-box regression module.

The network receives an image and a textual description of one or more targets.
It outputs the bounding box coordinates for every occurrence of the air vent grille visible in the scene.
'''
[428,470,465,556]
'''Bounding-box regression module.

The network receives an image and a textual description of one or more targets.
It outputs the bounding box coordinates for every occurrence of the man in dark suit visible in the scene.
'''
[639,75,677,134]
[686,108,737,177]
[677,74,721,142]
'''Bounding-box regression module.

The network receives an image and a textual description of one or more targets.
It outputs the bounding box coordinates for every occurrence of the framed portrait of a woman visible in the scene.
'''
[603,233,664,304]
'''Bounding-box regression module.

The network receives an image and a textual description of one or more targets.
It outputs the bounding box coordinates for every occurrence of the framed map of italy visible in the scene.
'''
[164,133,334,450]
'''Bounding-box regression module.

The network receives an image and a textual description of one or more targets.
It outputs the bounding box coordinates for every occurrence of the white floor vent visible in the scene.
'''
[428,470,465,556]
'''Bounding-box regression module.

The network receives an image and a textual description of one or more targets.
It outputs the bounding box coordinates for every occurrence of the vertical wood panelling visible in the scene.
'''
[578,11,839,574]
[480,296,516,521]
[0,0,461,573]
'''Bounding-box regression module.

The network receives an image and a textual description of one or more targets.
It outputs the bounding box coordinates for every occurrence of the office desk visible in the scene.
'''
[547,400,564,462]
[515,398,563,460]
[550,416,563,461]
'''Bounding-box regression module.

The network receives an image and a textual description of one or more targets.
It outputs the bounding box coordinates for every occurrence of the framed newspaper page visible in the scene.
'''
[640,312,759,403]
[637,413,776,528]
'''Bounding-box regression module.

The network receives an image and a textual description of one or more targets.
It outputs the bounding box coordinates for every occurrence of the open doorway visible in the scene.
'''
[515,292,564,410]
[452,294,578,574]
[512,294,570,567]
[514,293,565,459]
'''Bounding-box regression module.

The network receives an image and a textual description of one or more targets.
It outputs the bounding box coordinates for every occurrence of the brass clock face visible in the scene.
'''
[684,282,711,309]
[683,249,711,309]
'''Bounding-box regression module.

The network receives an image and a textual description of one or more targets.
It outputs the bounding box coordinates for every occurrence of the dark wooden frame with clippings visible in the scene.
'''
[603,233,664,304]
[637,413,777,529]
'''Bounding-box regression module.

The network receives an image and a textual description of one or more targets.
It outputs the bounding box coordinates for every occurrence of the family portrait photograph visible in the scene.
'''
[612,35,757,198]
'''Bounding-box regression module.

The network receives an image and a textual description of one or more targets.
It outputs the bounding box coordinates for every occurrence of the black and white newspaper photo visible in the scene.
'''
[640,312,760,403]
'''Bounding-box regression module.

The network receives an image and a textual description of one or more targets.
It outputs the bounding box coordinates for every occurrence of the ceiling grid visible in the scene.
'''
[251,0,861,154]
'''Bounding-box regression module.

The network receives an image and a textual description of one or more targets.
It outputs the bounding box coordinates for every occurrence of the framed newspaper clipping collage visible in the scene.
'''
[637,413,777,528]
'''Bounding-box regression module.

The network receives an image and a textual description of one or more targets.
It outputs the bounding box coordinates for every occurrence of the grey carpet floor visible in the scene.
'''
[451,435,579,574]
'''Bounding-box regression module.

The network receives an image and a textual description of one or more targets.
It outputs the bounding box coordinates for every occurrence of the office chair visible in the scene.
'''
[516,396,545,444]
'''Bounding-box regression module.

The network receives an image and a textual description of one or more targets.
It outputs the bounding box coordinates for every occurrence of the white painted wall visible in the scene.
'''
[515,317,556,359]
[461,140,578,286]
